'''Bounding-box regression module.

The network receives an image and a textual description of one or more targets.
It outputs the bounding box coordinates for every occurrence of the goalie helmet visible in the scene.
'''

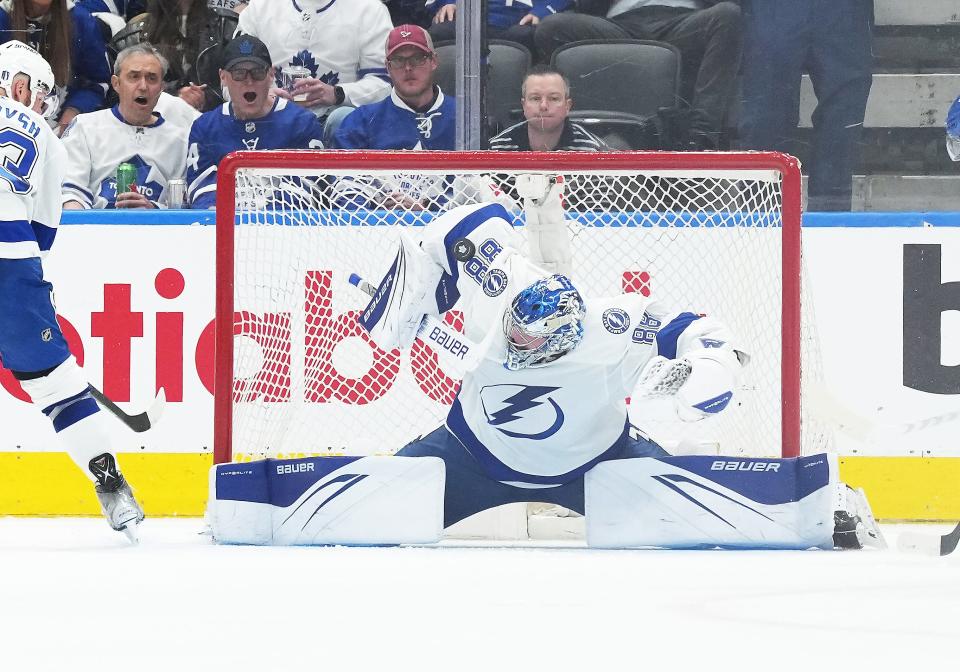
[0,40,59,120]
[502,274,586,371]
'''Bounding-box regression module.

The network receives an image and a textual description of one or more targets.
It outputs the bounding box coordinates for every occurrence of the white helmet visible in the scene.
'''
[0,40,59,119]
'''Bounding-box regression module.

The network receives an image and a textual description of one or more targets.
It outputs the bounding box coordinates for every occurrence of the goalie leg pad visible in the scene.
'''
[585,453,838,549]
[208,456,445,546]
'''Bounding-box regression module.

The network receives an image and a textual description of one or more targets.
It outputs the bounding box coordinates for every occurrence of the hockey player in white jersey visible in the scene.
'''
[0,41,144,540]
[354,176,885,551]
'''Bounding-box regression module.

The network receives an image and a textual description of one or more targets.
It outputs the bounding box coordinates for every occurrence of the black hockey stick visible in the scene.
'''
[897,522,960,557]
[89,386,166,433]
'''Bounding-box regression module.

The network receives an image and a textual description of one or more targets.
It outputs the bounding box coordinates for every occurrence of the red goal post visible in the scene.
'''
[214,150,807,464]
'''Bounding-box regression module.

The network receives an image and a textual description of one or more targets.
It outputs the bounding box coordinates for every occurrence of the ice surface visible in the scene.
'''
[0,518,957,671]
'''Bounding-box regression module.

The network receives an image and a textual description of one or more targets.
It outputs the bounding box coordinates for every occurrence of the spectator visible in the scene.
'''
[738,0,872,211]
[236,0,392,135]
[62,44,191,210]
[331,24,454,210]
[333,25,454,151]
[0,0,113,132]
[186,34,323,209]
[427,0,572,58]
[133,0,235,112]
[535,0,742,149]
[489,64,605,151]
[948,95,960,162]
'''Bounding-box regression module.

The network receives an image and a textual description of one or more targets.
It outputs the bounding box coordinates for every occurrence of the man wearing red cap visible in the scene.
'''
[330,24,455,209]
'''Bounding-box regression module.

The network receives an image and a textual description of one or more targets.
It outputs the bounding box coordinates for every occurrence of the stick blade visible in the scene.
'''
[898,530,948,557]
[146,387,166,426]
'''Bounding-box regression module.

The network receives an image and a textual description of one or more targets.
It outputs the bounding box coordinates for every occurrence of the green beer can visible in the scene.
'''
[116,162,137,194]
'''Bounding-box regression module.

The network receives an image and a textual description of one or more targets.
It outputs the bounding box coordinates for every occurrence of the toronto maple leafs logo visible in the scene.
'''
[316,70,340,86]
[100,155,164,207]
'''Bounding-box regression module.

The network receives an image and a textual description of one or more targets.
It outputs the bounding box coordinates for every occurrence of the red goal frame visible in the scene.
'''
[214,150,803,463]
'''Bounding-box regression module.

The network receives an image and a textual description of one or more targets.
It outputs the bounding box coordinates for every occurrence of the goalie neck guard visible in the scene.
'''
[502,274,586,371]
[0,40,59,120]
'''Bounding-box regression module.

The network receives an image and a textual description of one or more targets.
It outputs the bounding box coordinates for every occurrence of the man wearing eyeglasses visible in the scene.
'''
[185,35,324,209]
[330,24,455,210]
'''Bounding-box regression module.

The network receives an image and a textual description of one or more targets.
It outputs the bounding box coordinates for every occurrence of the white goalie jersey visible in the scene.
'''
[363,201,744,486]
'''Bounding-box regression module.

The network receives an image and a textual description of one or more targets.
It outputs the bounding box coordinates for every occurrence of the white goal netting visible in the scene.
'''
[215,151,827,463]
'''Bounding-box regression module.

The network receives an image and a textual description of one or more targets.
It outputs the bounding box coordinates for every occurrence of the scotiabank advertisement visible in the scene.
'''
[0,224,217,454]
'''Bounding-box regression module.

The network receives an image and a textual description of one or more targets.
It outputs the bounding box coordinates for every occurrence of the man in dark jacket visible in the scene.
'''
[535,0,741,149]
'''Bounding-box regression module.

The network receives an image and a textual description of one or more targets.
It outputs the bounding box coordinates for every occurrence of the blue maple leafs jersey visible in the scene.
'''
[415,202,737,486]
[237,0,392,117]
[332,88,455,151]
[186,97,324,208]
[61,106,191,209]
[0,97,67,260]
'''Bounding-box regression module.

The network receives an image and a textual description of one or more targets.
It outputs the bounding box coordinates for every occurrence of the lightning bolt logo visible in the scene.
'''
[482,385,565,440]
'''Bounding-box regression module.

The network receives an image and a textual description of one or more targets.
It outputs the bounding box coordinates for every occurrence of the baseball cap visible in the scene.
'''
[222,35,272,71]
[385,24,434,58]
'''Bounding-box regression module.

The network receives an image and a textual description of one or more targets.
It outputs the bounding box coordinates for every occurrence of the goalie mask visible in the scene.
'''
[0,40,59,120]
[502,274,586,371]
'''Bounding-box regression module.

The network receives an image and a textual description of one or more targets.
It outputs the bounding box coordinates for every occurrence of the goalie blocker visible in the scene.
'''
[208,452,881,550]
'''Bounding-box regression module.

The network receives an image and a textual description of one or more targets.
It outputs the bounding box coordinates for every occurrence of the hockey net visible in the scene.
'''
[214,150,827,466]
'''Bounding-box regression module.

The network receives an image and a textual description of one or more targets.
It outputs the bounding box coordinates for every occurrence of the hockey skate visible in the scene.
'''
[90,453,144,543]
[833,485,886,550]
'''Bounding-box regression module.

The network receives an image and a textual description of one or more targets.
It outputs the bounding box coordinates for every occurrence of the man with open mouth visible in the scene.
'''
[61,43,192,210]
[185,34,325,209]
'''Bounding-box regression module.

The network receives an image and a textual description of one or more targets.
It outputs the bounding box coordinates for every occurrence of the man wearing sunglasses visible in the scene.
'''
[186,35,324,209]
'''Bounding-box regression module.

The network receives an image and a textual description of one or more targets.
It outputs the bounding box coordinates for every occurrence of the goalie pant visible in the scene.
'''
[208,449,840,549]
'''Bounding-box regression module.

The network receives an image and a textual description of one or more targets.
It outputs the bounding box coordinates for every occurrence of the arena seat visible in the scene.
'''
[434,39,533,135]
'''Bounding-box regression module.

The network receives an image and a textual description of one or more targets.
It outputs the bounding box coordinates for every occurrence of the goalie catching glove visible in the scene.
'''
[633,347,742,423]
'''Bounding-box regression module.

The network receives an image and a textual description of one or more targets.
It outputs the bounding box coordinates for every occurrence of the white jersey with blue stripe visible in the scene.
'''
[237,0,392,118]
[418,202,736,486]
[0,97,66,260]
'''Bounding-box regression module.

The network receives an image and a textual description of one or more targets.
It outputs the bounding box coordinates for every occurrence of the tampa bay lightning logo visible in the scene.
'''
[480,384,564,440]
[101,155,164,207]
[602,308,630,334]
[482,269,508,297]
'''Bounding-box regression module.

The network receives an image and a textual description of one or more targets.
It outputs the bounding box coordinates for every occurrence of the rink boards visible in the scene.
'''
[0,210,959,518]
